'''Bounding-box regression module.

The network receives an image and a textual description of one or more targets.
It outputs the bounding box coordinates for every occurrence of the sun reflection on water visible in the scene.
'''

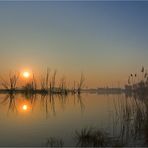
[22,104,28,111]
[20,102,31,113]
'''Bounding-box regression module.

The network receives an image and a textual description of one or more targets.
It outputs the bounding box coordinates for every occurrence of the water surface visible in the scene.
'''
[0,93,147,146]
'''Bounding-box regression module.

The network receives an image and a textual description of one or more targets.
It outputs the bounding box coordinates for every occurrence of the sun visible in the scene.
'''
[23,71,30,78]
[22,104,28,111]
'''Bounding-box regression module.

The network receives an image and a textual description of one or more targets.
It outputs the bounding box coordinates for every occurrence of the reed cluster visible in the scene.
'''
[0,68,85,95]
[125,66,148,96]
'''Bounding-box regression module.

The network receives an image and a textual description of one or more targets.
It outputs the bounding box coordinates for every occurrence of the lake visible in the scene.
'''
[0,92,147,146]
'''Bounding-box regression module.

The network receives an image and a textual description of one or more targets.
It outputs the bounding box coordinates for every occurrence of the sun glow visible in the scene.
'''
[23,71,30,78]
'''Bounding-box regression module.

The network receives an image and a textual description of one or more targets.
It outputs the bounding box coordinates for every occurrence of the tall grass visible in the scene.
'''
[125,66,148,96]
[112,93,148,146]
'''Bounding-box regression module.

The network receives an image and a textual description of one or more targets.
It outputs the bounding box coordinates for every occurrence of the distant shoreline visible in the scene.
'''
[0,87,125,95]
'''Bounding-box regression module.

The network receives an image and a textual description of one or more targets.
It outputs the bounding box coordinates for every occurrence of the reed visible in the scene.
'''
[45,137,64,147]
[77,73,85,94]
[125,66,148,97]
[112,93,148,146]
[75,127,107,147]
[51,70,57,92]
[0,68,84,95]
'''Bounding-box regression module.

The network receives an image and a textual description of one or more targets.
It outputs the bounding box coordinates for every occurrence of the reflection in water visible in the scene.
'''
[0,93,17,114]
[22,104,28,111]
[20,103,31,113]
[77,94,85,113]
[44,137,64,147]
[42,94,148,147]
[0,93,147,146]
[75,127,107,147]
[40,94,56,118]
[40,94,85,118]
[0,93,85,117]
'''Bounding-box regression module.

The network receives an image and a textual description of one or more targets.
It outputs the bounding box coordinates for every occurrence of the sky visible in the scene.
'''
[0,1,148,87]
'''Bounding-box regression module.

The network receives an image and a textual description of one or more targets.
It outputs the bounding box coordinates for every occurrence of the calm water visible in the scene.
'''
[0,93,147,146]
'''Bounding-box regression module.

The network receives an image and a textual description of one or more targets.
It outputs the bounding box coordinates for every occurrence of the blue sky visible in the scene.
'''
[0,1,148,87]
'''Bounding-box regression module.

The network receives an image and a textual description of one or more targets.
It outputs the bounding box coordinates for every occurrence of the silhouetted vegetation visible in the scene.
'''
[125,66,148,97]
[1,67,148,147]
[42,93,148,147]
[75,127,107,147]
[44,137,64,147]
[0,68,85,95]
[43,127,125,147]
[0,71,19,92]
[77,73,85,95]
